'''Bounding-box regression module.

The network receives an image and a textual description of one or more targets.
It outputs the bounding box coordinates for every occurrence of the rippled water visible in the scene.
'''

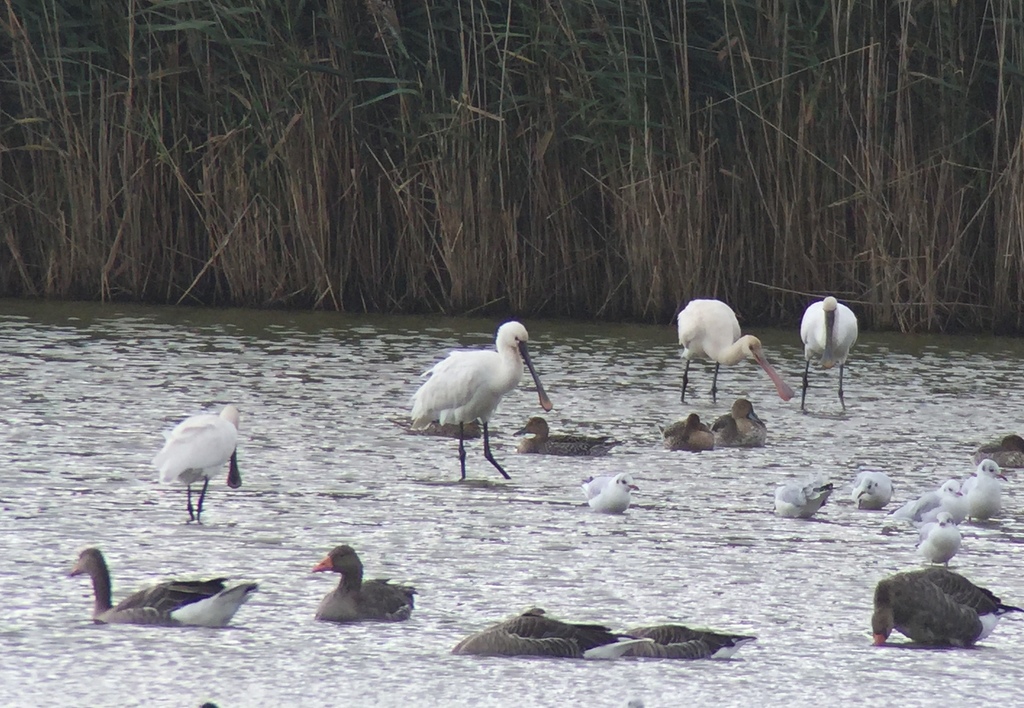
[1,300,1022,707]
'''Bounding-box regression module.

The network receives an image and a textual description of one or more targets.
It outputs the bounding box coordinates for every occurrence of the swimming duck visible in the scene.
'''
[514,417,619,456]
[662,414,715,452]
[711,399,767,448]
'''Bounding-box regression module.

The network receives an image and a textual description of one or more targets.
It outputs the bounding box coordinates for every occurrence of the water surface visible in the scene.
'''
[1,301,1022,707]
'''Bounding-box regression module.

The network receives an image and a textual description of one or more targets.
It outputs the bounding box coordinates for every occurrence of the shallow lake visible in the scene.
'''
[1,300,1022,707]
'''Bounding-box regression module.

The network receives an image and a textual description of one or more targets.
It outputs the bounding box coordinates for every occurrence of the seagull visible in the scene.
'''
[581,473,638,514]
[774,478,833,518]
[872,567,1022,646]
[851,471,894,510]
[961,459,1007,520]
[917,512,961,566]
[888,479,966,525]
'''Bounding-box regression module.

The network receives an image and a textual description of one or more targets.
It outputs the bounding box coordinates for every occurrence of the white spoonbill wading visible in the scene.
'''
[151,404,241,523]
[676,299,795,403]
[799,296,858,410]
[410,321,553,480]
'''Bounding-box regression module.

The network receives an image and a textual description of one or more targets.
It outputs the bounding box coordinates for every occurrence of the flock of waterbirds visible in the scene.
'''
[66,296,1024,662]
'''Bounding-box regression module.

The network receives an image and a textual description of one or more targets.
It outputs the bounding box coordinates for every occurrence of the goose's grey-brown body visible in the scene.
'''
[514,417,619,456]
[872,567,1022,646]
[662,414,715,452]
[972,434,1024,468]
[313,545,415,623]
[69,548,257,627]
[712,399,767,448]
[622,624,756,659]
[452,608,643,658]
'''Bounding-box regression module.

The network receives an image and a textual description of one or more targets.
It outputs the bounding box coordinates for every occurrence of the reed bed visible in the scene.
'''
[2,0,1023,332]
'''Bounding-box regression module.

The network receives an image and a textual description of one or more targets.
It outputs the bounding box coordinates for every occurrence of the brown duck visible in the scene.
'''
[662,414,715,452]
[971,434,1024,468]
[313,545,415,623]
[872,567,1022,646]
[69,548,257,627]
[712,399,767,447]
[514,417,619,456]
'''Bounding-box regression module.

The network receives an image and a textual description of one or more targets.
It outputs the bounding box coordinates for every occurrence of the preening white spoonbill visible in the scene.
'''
[151,404,241,523]
[410,321,553,480]
[799,296,858,410]
[676,299,794,403]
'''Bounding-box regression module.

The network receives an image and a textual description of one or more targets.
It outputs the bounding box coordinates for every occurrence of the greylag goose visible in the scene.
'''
[152,404,241,522]
[799,296,859,411]
[410,321,552,480]
[452,608,650,659]
[971,434,1024,468]
[312,545,415,622]
[69,548,257,626]
[622,624,756,659]
[712,399,767,448]
[662,414,714,452]
[514,417,619,456]
[872,567,1022,646]
[676,299,794,403]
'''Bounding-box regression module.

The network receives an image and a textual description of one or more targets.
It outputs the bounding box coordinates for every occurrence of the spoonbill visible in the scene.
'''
[871,567,1022,646]
[411,321,552,480]
[799,296,858,410]
[676,299,794,403]
[152,404,241,523]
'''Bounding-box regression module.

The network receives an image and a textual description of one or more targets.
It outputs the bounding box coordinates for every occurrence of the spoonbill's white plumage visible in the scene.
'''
[889,479,966,525]
[799,296,858,410]
[774,478,833,518]
[676,299,795,403]
[581,473,638,514]
[851,471,894,510]
[151,405,241,523]
[410,321,552,480]
[917,512,961,566]
[962,460,1006,520]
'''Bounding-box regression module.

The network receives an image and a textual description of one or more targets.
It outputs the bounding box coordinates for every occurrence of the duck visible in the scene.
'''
[871,567,1022,646]
[917,512,961,566]
[851,471,894,510]
[581,473,639,514]
[774,478,833,519]
[513,417,619,456]
[961,459,1007,521]
[711,399,767,448]
[971,434,1024,468]
[621,624,756,659]
[312,545,415,623]
[451,608,651,659]
[68,548,257,627]
[662,414,715,452]
[390,416,482,439]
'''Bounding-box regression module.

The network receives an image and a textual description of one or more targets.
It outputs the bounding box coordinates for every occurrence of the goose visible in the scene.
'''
[971,434,1024,468]
[774,478,833,519]
[312,545,415,622]
[799,296,859,410]
[581,473,638,514]
[711,399,768,448]
[917,512,961,566]
[68,548,256,627]
[410,321,552,480]
[152,404,241,523]
[851,471,894,510]
[452,608,651,659]
[872,567,1022,646]
[961,459,1007,521]
[676,299,795,403]
[622,624,756,659]
[513,417,619,456]
[662,414,715,452]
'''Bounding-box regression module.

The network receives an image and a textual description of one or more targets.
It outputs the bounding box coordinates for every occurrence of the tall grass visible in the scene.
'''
[1,0,1023,332]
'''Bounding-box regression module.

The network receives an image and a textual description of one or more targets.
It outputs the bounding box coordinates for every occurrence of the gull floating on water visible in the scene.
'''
[851,471,894,510]
[917,512,961,566]
[888,479,966,525]
[581,473,638,514]
[774,478,834,518]
[872,567,1022,646]
[961,459,1006,521]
